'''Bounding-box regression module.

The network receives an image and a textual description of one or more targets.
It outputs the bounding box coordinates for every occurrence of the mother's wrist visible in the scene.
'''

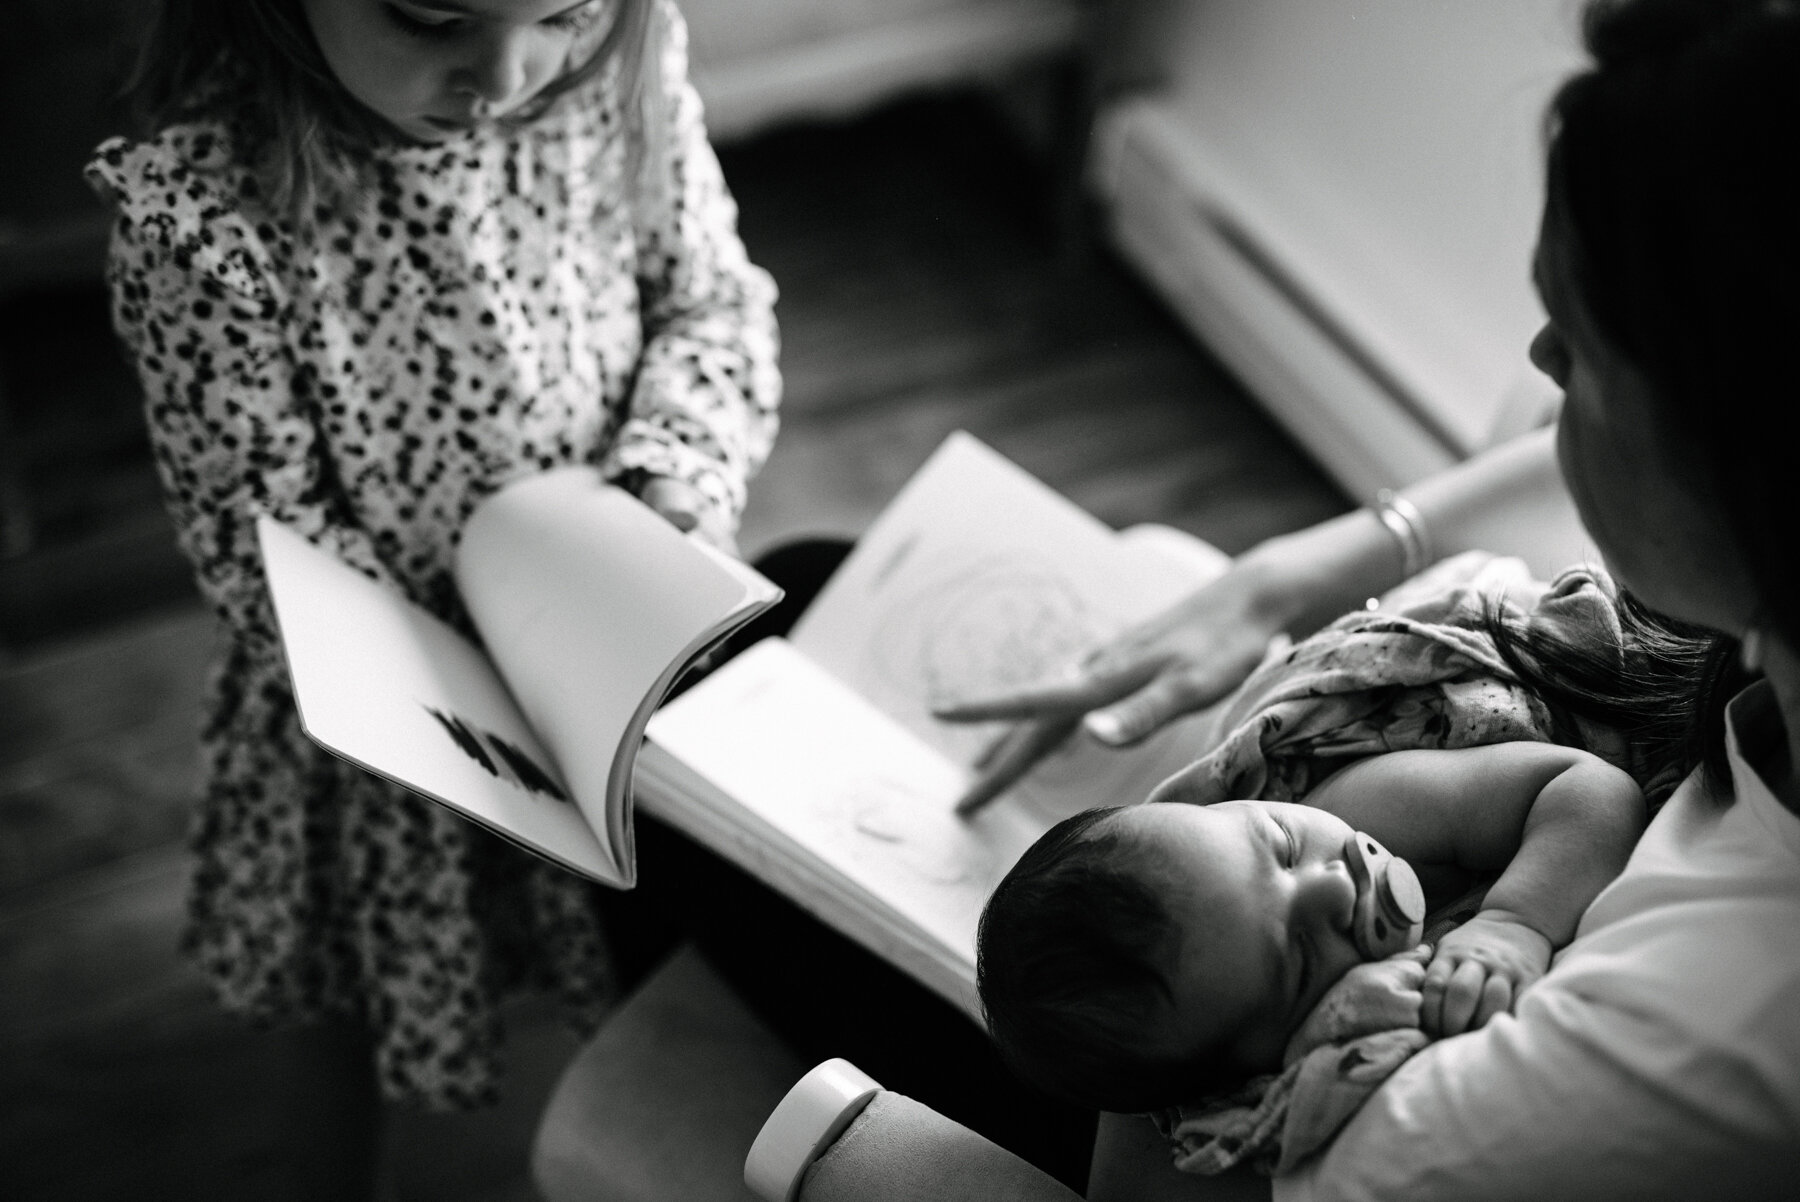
[1244,509,1409,637]
[1372,489,1434,580]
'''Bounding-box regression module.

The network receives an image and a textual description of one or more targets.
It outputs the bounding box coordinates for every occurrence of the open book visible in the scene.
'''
[635,432,1232,1017]
[257,468,783,889]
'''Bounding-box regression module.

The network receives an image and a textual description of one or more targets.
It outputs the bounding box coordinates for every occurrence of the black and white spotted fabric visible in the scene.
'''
[85,3,779,1109]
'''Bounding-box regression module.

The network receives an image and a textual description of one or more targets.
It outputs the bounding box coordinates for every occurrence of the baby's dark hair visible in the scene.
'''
[1484,583,1749,806]
[977,807,1234,1113]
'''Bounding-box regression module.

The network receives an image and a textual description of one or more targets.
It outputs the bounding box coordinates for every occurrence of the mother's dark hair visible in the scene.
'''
[1489,0,1798,793]
[1550,0,1800,642]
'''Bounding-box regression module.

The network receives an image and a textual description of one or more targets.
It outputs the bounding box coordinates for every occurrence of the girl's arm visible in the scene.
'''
[1306,742,1646,1033]
[98,170,401,650]
[603,1,781,535]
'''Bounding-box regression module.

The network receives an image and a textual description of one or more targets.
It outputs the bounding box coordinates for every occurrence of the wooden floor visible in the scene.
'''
[0,94,1348,1201]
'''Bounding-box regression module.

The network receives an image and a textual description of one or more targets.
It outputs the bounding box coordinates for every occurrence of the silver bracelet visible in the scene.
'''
[1372,489,1432,580]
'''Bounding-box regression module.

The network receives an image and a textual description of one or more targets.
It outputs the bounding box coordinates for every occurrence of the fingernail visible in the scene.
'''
[1084,710,1126,744]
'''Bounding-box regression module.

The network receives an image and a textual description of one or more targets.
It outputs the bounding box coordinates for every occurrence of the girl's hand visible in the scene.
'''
[1421,913,1552,1037]
[639,475,740,559]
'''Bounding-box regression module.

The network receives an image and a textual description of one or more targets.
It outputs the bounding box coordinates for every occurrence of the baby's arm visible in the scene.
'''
[605,2,781,543]
[1307,742,1646,1036]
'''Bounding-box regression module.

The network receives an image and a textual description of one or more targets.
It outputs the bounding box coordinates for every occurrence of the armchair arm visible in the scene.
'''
[746,1060,1083,1202]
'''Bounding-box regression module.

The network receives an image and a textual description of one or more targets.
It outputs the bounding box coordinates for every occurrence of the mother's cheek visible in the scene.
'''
[1553,408,1601,540]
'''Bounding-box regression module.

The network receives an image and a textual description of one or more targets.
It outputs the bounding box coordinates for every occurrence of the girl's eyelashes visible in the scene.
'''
[383,0,607,40]
[545,0,607,34]
[384,3,464,39]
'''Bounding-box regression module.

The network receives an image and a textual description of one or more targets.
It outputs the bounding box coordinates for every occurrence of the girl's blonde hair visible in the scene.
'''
[125,0,663,215]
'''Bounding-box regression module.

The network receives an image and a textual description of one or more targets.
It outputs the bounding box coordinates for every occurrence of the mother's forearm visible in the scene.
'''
[1241,427,1583,643]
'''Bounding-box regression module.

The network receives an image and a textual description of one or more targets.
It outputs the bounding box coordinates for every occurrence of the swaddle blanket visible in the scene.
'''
[1152,1020,1431,1176]
[1179,551,1648,807]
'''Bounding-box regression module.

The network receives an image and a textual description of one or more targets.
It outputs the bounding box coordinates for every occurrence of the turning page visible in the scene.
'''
[456,467,782,882]
[260,467,780,889]
[260,517,616,883]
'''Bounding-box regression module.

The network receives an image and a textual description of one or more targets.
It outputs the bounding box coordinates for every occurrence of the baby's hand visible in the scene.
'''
[1283,945,1428,1065]
[1422,912,1552,1037]
[638,475,739,558]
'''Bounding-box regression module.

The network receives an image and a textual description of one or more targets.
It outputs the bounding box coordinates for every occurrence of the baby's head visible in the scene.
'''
[977,799,1373,1112]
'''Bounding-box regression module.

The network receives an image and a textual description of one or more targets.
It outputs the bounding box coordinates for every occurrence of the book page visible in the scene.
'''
[258,517,621,884]
[456,467,780,880]
[790,431,1229,815]
[641,434,1236,1008]
[644,638,1044,1017]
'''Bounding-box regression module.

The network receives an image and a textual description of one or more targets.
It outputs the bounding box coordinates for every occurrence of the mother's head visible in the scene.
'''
[1533,0,1799,653]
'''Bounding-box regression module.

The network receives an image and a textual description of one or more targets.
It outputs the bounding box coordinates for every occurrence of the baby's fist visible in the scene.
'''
[1283,945,1429,1065]
[1422,913,1552,1037]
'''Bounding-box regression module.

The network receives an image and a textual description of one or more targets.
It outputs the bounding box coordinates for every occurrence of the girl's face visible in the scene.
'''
[1110,800,1369,1077]
[1530,207,1758,636]
[300,0,614,143]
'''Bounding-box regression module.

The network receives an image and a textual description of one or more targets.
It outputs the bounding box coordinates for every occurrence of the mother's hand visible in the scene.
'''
[934,551,1300,811]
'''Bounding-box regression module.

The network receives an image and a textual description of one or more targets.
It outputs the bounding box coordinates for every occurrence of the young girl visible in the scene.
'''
[87,0,778,1180]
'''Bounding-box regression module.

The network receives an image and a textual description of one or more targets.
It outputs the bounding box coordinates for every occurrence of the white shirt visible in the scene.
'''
[1276,683,1800,1200]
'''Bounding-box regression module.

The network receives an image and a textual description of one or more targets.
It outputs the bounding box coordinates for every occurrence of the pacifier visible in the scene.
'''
[1343,831,1426,959]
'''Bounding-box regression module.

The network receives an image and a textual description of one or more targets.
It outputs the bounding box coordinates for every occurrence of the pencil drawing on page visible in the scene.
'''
[842,773,994,887]
[863,554,1103,742]
[854,549,1164,808]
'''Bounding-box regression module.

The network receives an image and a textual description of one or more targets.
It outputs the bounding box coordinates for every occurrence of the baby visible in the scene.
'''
[976,740,1646,1114]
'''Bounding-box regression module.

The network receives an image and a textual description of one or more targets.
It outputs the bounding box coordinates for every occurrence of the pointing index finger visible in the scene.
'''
[953,716,1080,815]
[932,659,1152,723]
